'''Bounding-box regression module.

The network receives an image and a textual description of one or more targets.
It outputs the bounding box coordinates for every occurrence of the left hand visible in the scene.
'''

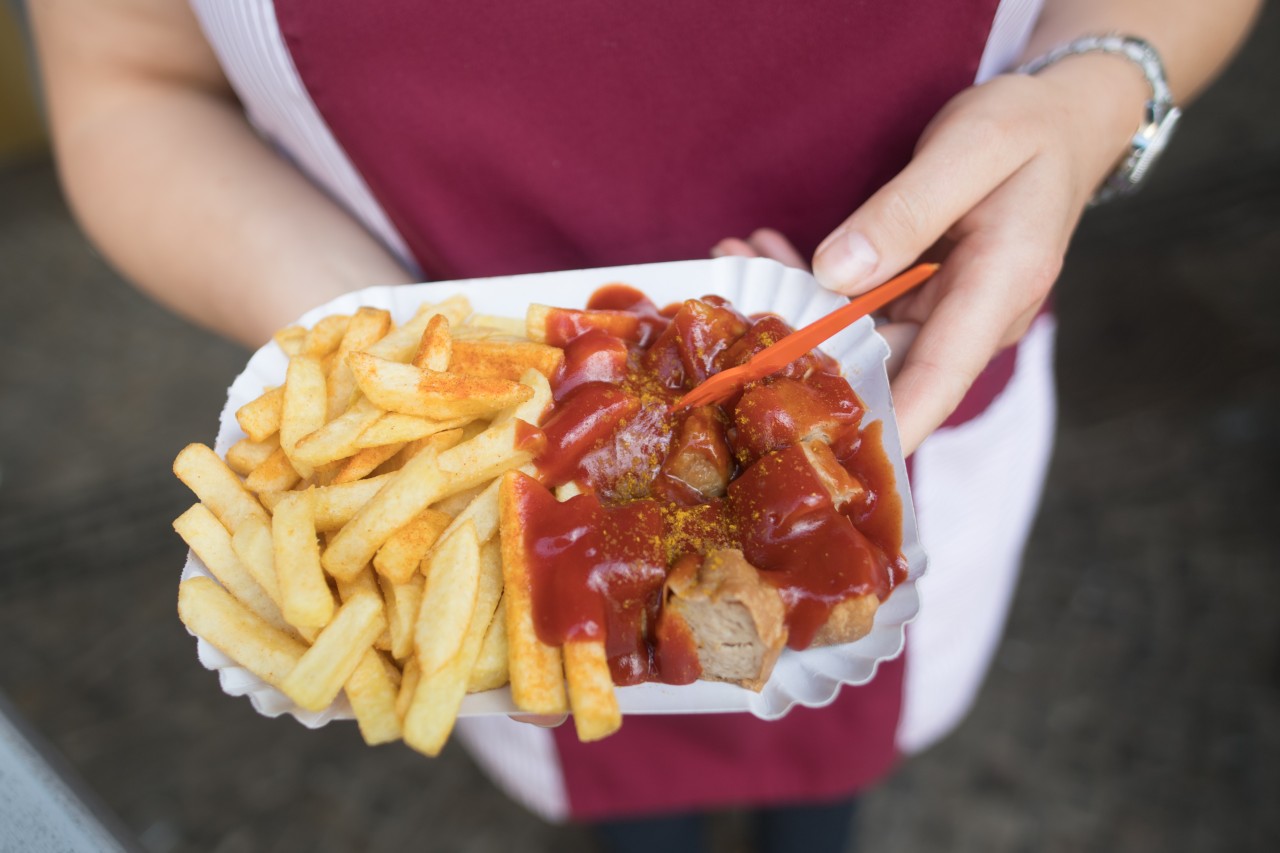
[714,58,1147,455]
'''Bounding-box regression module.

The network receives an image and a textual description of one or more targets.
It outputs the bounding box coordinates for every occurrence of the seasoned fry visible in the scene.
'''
[272,489,335,629]
[178,576,308,689]
[345,649,402,745]
[413,522,481,675]
[463,314,527,337]
[335,564,391,652]
[432,476,507,556]
[269,473,393,531]
[396,656,421,721]
[333,442,405,485]
[274,326,307,356]
[174,504,291,634]
[379,573,424,662]
[411,313,452,371]
[280,356,328,478]
[327,307,393,419]
[292,397,384,468]
[226,434,280,476]
[280,594,385,712]
[302,314,351,359]
[348,351,533,420]
[229,515,281,606]
[236,386,284,443]
[468,593,510,693]
[499,471,568,714]
[373,507,452,584]
[563,640,623,742]
[173,443,270,533]
[354,413,470,448]
[243,447,301,493]
[361,296,472,363]
[403,534,503,756]
[449,339,564,382]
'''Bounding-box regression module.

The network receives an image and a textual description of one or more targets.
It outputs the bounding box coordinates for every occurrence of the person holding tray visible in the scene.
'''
[28,1,1259,851]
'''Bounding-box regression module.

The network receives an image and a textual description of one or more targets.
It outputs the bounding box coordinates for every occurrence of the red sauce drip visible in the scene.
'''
[524,289,906,683]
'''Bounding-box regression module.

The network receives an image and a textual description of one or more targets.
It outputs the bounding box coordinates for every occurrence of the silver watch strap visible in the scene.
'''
[1017,34,1173,105]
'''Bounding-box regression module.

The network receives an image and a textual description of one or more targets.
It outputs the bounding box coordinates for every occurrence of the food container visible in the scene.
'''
[180,257,928,727]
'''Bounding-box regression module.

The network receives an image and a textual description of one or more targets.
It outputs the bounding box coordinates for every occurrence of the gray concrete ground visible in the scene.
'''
[2,9,1278,852]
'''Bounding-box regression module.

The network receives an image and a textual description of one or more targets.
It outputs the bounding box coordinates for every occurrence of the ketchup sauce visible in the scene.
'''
[513,286,907,685]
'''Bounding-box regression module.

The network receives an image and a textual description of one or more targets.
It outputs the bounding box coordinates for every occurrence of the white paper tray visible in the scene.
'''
[180,257,928,725]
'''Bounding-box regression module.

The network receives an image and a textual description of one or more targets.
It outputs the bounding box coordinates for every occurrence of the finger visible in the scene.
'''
[510,713,569,728]
[812,104,1037,296]
[874,321,920,380]
[710,238,758,259]
[746,228,809,270]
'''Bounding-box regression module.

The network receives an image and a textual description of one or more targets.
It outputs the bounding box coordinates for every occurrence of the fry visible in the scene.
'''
[464,314,527,337]
[272,489,335,629]
[261,473,393,530]
[327,307,393,419]
[173,443,270,533]
[432,476,507,555]
[226,434,280,476]
[373,508,451,584]
[563,640,622,742]
[468,593,510,693]
[411,313,452,371]
[174,504,291,634]
[229,515,281,605]
[396,657,421,720]
[345,649,402,745]
[243,447,301,493]
[379,574,423,662]
[499,471,568,714]
[362,296,472,363]
[178,577,308,689]
[449,339,564,382]
[292,397,384,468]
[280,594,385,712]
[348,351,533,420]
[302,314,351,358]
[274,327,306,357]
[413,522,481,675]
[336,564,391,652]
[280,356,328,478]
[403,534,503,756]
[354,413,470,448]
[332,442,405,485]
[236,386,284,443]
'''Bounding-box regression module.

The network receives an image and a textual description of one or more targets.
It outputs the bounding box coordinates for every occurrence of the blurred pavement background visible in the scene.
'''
[1,5,1277,852]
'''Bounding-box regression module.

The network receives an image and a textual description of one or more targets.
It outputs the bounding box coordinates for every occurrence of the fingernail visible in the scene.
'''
[710,246,727,258]
[814,231,878,292]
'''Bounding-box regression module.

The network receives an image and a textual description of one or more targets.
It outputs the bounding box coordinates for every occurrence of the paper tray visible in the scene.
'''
[180,257,928,726]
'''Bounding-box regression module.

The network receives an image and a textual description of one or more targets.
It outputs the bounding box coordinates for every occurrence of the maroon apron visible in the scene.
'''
[275,0,1002,818]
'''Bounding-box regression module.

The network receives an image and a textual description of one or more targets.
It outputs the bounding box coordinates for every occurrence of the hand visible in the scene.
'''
[716,58,1147,455]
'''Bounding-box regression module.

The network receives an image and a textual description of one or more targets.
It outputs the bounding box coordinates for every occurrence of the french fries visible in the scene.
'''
[176,295,614,755]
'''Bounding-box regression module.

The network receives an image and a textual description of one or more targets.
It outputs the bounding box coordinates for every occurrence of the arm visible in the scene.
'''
[716,0,1261,455]
[29,0,414,348]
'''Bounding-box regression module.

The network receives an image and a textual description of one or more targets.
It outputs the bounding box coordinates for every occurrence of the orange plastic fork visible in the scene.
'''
[674,262,940,411]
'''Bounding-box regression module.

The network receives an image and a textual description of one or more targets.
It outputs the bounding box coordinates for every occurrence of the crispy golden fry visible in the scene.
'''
[226,434,280,476]
[432,476,507,557]
[379,573,424,662]
[280,356,328,479]
[236,386,284,443]
[374,507,452,584]
[243,447,301,493]
[496,368,554,427]
[354,413,471,448]
[302,314,351,359]
[463,314,527,337]
[260,473,393,530]
[280,594,385,712]
[360,296,471,363]
[174,504,291,634]
[229,515,281,606]
[346,649,402,745]
[411,314,452,371]
[292,397,384,468]
[499,471,568,714]
[322,421,534,579]
[333,442,405,485]
[179,576,309,688]
[525,304,638,343]
[327,308,393,420]
[335,564,391,652]
[403,534,503,756]
[468,593,510,693]
[347,351,533,420]
[563,640,622,742]
[396,656,421,721]
[448,339,564,382]
[414,522,481,675]
[430,482,487,518]
[274,327,306,357]
[272,489,335,629]
[173,443,270,533]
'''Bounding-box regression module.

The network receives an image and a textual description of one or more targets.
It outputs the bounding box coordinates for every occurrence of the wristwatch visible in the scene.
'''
[1017,34,1181,205]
